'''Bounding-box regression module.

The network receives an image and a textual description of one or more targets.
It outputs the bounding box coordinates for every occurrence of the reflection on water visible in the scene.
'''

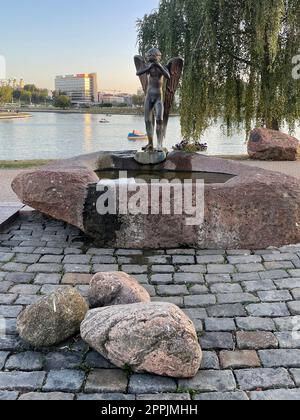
[0,112,299,160]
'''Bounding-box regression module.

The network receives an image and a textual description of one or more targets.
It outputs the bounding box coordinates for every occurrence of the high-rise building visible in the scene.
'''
[55,73,98,104]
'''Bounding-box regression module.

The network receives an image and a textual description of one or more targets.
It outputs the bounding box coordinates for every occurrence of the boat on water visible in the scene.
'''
[128,130,148,140]
[99,118,110,124]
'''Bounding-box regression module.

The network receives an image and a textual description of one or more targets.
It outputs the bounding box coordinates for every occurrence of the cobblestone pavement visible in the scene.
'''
[0,211,300,401]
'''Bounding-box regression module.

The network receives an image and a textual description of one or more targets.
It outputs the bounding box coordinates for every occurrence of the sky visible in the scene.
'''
[0,0,159,93]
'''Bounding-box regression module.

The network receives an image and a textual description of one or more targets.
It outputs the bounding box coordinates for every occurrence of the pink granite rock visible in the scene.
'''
[88,272,151,308]
[248,128,300,161]
[80,302,202,378]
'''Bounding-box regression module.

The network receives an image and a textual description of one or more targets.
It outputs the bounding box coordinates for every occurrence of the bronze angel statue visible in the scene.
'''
[134,48,184,152]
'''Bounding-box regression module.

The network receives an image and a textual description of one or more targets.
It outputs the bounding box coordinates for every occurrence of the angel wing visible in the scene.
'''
[163,57,184,137]
[134,55,148,95]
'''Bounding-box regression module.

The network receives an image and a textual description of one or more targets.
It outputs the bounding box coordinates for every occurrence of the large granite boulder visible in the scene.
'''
[248,128,300,161]
[17,287,89,347]
[80,302,202,378]
[88,272,151,308]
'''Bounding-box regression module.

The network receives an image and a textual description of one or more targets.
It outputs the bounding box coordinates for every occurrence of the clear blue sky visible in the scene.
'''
[0,0,158,93]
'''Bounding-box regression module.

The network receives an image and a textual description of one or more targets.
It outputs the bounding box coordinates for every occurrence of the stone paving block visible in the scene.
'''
[205,318,236,332]
[0,391,19,400]
[0,253,15,263]
[121,265,148,274]
[43,370,85,392]
[263,253,297,262]
[63,255,91,264]
[210,283,242,294]
[274,316,300,331]
[200,333,234,350]
[78,393,135,401]
[219,351,260,369]
[5,273,35,284]
[128,374,177,394]
[133,275,148,285]
[40,285,70,295]
[15,254,41,264]
[86,248,115,256]
[178,265,206,274]
[152,296,184,307]
[259,350,300,368]
[259,270,289,280]
[151,265,175,273]
[195,392,249,401]
[246,303,289,317]
[116,249,143,256]
[217,293,259,304]
[0,305,23,318]
[34,248,63,255]
[150,274,173,285]
[39,255,63,264]
[275,278,300,289]
[5,352,44,371]
[0,294,17,304]
[205,274,231,284]
[235,368,294,391]
[275,332,300,349]
[2,263,28,272]
[207,304,246,318]
[84,351,113,369]
[12,247,35,254]
[236,263,264,273]
[0,352,9,370]
[0,371,46,391]
[27,264,62,273]
[10,284,40,295]
[236,317,275,331]
[34,274,61,285]
[197,250,225,256]
[232,272,260,282]
[61,273,93,285]
[189,285,209,295]
[264,261,295,270]
[92,264,119,273]
[201,351,220,370]
[184,308,208,321]
[184,294,216,308]
[288,269,300,277]
[137,393,191,401]
[236,332,278,350]
[172,255,195,265]
[292,289,300,300]
[142,284,156,297]
[290,369,300,386]
[64,264,90,274]
[288,301,300,315]
[0,337,19,351]
[64,248,83,255]
[44,352,83,371]
[250,389,300,401]
[85,369,128,393]
[178,370,236,393]
[156,285,188,297]
[207,265,235,274]
[197,255,225,264]
[227,250,251,256]
[19,392,74,400]
[243,280,276,292]
[227,255,262,264]
[147,256,170,264]
[174,273,204,284]
[15,295,41,305]
[258,290,292,302]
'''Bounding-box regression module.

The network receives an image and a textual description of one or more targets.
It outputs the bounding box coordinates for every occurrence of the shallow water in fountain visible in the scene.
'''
[96,169,236,184]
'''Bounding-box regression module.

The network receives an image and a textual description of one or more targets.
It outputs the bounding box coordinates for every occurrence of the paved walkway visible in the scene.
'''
[0,211,299,400]
[0,170,28,203]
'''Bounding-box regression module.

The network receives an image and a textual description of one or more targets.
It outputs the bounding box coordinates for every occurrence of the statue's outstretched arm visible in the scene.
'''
[136,65,150,76]
[156,63,171,80]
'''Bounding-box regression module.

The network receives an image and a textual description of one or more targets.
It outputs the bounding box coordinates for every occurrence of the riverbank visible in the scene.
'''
[0,112,32,120]
[14,107,145,116]
[0,160,52,169]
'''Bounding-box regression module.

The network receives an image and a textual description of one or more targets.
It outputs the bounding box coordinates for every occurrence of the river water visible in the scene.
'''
[0,112,298,160]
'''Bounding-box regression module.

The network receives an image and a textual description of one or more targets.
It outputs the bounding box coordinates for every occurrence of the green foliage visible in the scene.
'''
[0,86,13,104]
[137,0,300,139]
[54,95,71,109]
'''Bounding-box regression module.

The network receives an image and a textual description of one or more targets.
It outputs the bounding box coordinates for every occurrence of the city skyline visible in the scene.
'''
[0,0,158,93]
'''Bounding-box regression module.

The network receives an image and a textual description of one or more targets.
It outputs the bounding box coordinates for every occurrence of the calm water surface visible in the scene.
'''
[0,112,298,160]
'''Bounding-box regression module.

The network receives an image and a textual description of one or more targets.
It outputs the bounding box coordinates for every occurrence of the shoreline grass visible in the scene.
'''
[0,160,53,169]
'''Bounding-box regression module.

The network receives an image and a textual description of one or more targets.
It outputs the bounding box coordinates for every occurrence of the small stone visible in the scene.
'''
[81,302,202,378]
[43,370,85,392]
[85,369,128,393]
[88,272,150,308]
[128,374,177,394]
[235,368,294,391]
[219,351,261,369]
[17,287,88,347]
[236,332,278,349]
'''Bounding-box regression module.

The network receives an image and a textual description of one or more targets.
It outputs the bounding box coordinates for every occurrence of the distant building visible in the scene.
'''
[55,73,98,104]
[98,91,133,106]
[0,78,24,90]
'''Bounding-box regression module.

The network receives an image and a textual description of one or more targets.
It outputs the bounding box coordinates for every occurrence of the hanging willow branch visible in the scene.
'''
[137,0,300,140]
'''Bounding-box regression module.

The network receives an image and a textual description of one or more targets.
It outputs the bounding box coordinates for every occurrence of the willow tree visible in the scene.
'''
[137,0,300,140]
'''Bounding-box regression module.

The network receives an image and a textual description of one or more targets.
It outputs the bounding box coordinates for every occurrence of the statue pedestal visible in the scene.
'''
[134,150,167,165]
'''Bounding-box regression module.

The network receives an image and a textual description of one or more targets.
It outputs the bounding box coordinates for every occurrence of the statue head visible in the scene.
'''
[146,48,162,63]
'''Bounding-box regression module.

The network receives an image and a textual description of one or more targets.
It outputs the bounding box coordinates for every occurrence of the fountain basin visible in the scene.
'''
[12,150,300,249]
